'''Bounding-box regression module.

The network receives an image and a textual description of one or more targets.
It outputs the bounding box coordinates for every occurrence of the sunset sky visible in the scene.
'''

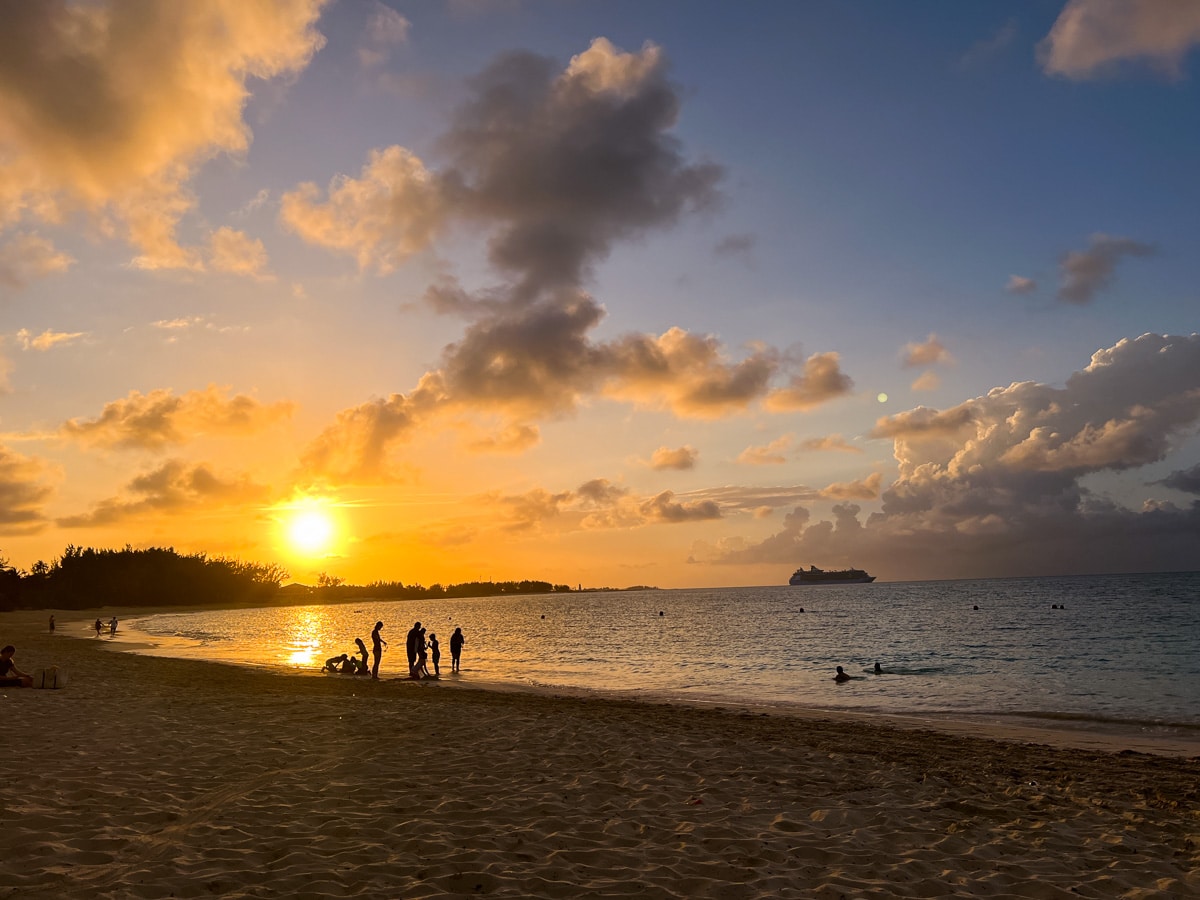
[1,0,1198,588]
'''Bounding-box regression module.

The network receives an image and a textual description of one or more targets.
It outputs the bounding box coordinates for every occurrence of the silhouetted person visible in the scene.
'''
[338,655,356,675]
[874,662,882,674]
[109,616,118,637]
[323,653,348,673]
[450,627,465,673]
[411,627,429,679]
[834,666,851,683]
[48,615,55,634]
[429,632,441,676]
[354,638,369,675]
[0,645,32,688]
[94,618,102,637]
[406,622,422,672]
[371,621,387,680]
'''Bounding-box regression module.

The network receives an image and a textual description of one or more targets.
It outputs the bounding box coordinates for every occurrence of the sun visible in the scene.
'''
[285,507,336,556]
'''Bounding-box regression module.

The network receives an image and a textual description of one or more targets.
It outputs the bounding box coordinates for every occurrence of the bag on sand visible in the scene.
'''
[33,667,67,689]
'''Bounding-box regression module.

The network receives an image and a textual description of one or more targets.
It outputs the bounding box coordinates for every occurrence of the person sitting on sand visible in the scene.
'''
[834,665,851,683]
[0,645,33,688]
[323,653,349,673]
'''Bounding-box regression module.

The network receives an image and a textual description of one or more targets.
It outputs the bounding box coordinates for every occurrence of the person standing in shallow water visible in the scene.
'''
[449,627,465,673]
[370,621,387,680]
[94,618,102,637]
[428,632,441,677]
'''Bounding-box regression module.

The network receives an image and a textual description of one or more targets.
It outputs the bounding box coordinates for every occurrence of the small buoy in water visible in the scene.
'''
[541,614,545,619]
[659,611,664,616]
[799,607,804,613]
[973,605,979,610]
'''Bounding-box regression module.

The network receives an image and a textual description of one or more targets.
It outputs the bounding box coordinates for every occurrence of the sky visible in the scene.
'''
[1,0,1198,589]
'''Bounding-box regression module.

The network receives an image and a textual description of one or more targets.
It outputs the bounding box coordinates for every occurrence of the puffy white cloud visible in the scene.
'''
[1040,0,1200,79]
[0,0,326,268]
[1058,234,1154,304]
[61,385,294,450]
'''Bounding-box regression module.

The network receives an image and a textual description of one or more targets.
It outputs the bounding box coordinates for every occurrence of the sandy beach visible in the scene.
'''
[2,610,1198,899]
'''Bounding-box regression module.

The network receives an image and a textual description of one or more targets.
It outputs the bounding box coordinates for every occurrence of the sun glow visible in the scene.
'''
[279,500,339,557]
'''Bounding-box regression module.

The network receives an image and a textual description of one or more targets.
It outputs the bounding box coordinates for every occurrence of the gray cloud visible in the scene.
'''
[295,38,852,479]
[1155,464,1200,495]
[697,333,1200,579]
[1058,234,1154,304]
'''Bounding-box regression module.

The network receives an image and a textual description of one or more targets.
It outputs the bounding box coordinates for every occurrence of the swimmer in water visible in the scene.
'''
[874,661,882,674]
[834,665,851,683]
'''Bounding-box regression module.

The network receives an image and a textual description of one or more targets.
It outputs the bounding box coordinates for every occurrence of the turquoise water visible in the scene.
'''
[121,572,1200,735]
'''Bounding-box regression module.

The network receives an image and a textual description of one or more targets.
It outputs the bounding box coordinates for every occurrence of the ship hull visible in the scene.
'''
[788,567,875,585]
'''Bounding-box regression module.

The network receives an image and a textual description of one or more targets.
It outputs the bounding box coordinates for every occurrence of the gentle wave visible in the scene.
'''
[120,572,1200,730]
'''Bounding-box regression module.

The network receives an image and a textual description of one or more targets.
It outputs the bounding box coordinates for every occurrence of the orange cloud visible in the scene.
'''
[764,352,853,411]
[56,459,271,527]
[819,471,882,501]
[0,1,327,268]
[1040,0,1200,79]
[649,445,698,470]
[16,328,85,351]
[901,334,954,368]
[0,233,74,287]
[0,444,54,535]
[61,385,294,450]
[737,435,792,465]
[798,434,864,454]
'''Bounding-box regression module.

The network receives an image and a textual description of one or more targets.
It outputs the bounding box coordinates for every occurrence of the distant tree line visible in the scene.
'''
[0,545,287,611]
[0,546,602,612]
[301,574,574,601]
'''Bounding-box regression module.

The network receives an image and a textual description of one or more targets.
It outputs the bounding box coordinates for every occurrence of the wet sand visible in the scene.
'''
[2,609,1198,898]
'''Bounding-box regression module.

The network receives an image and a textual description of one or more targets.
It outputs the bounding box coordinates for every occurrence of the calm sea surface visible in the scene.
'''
[119,572,1200,738]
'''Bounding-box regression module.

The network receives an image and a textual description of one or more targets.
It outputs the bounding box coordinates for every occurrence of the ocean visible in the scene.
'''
[117,571,1200,741]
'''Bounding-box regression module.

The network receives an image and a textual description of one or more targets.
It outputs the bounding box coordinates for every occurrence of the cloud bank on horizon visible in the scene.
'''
[0,0,1197,586]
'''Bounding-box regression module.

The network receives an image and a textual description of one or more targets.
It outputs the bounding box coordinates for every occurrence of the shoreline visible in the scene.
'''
[3,608,1199,897]
[55,607,1200,759]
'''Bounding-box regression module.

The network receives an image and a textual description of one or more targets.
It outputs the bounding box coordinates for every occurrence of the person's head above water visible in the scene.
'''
[836,666,844,674]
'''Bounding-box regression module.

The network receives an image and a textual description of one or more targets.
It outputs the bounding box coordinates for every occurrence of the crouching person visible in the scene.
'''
[0,645,33,688]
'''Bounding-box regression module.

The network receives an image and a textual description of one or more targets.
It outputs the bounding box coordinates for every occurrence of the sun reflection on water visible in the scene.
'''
[280,607,334,668]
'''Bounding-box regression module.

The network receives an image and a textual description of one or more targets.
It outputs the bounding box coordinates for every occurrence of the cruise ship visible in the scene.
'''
[788,565,875,585]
